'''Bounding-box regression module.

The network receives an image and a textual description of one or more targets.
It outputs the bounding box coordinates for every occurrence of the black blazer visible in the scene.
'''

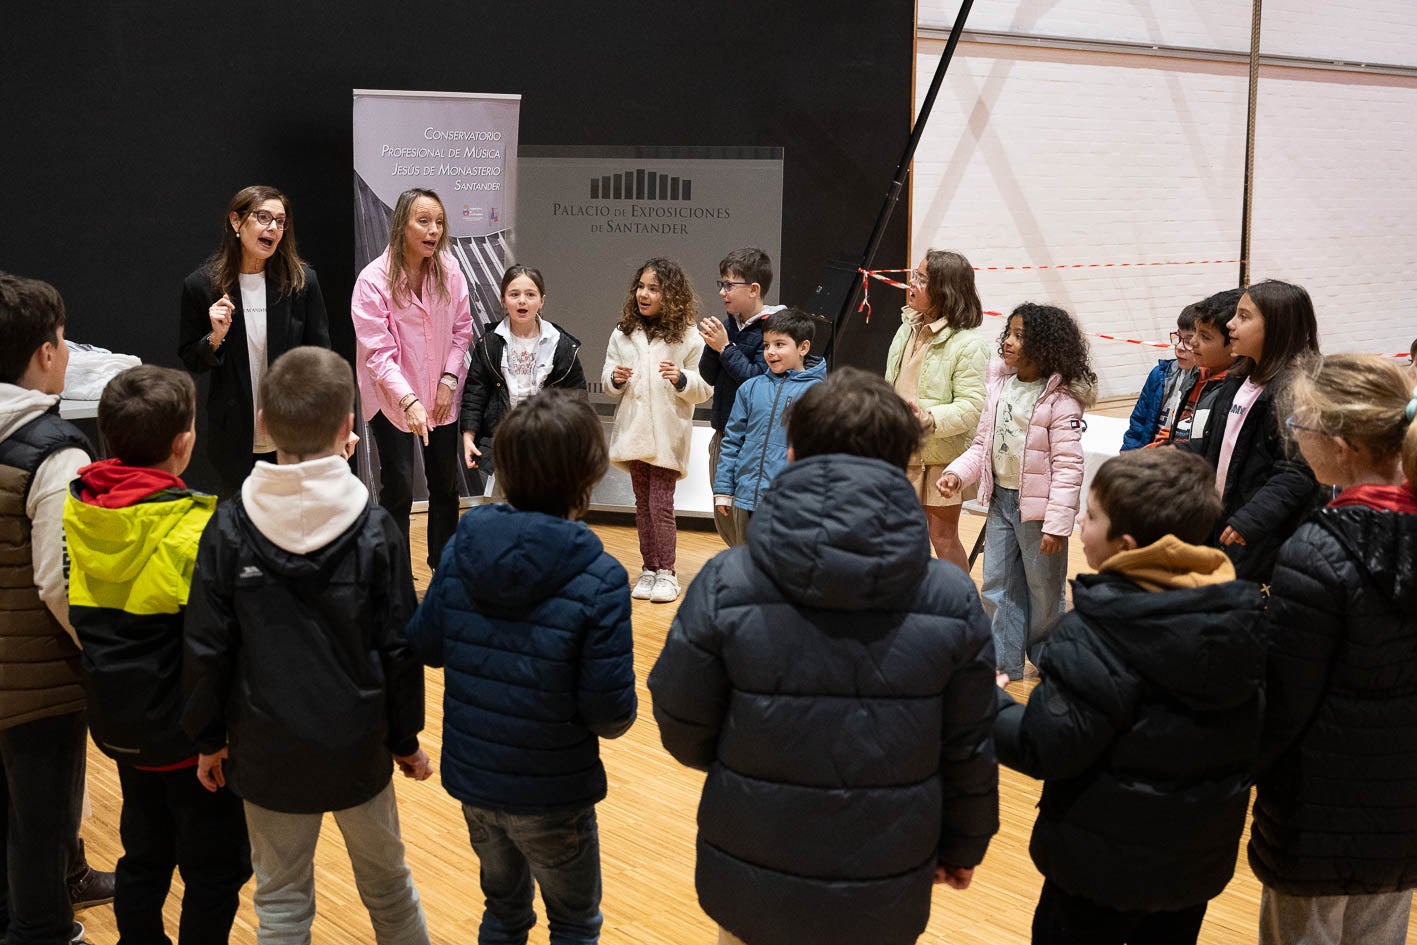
[178,263,330,485]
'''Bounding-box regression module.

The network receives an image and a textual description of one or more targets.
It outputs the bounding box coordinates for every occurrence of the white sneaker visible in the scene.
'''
[649,570,680,603]
[631,570,656,599]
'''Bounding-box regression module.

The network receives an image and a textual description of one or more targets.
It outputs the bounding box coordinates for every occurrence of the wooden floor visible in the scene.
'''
[73,508,1414,944]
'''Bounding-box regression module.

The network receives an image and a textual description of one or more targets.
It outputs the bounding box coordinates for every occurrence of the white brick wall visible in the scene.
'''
[918,0,1417,65]
[910,30,1417,397]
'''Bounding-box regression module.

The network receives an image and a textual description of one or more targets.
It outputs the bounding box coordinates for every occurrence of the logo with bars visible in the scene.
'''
[591,169,692,201]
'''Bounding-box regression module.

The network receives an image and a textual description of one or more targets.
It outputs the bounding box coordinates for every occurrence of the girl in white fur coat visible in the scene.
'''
[602,257,712,603]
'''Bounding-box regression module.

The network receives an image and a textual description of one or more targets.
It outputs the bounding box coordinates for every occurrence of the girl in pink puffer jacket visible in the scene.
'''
[939,303,1096,679]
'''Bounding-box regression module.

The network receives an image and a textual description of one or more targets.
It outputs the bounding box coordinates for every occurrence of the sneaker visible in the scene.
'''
[649,570,680,603]
[631,569,656,600]
[69,864,115,911]
[71,921,94,944]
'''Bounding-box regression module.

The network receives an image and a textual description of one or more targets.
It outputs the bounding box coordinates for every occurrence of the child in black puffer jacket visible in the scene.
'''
[1251,354,1417,945]
[996,448,1265,945]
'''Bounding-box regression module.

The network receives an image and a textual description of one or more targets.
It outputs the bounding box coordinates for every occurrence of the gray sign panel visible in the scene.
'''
[515,146,783,390]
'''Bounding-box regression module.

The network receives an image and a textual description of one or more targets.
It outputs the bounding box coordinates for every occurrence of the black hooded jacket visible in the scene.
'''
[1250,500,1417,895]
[182,499,423,813]
[649,454,999,945]
[996,569,1266,912]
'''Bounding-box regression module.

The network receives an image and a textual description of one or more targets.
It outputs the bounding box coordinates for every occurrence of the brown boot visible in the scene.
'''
[67,838,115,911]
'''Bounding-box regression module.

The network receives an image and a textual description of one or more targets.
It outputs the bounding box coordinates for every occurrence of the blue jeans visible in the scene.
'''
[980,487,1068,677]
[462,804,603,945]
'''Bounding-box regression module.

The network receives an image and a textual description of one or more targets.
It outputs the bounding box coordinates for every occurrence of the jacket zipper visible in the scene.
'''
[752,375,790,507]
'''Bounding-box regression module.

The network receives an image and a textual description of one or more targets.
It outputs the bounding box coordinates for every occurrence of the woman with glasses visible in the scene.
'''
[178,184,331,495]
[883,249,989,571]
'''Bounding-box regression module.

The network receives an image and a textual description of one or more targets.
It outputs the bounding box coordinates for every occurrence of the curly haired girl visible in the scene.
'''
[602,258,711,603]
[939,302,1096,678]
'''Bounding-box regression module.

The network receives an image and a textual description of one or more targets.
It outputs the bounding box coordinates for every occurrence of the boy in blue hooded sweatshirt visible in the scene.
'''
[711,307,826,545]
[407,387,637,945]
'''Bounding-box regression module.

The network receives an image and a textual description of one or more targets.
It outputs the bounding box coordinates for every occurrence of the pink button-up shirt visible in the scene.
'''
[352,249,473,432]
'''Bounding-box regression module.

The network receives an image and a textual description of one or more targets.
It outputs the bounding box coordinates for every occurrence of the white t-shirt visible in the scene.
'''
[239,272,274,453]
[1215,377,1266,499]
[505,332,542,408]
[991,375,1046,489]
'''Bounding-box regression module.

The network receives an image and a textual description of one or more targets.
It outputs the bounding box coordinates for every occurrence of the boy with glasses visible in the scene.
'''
[1121,304,1198,450]
[697,247,784,546]
[1159,287,1243,450]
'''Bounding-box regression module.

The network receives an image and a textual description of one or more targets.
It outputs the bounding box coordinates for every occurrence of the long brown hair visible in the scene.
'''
[919,249,982,330]
[616,257,698,344]
[387,188,452,307]
[206,185,307,298]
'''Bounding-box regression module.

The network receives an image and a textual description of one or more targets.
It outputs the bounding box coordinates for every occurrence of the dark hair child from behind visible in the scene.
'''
[183,346,432,945]
[940,302,1095,680]
[64,366,252,945]
[0,272,97,945]
[407,388,636,945]
[996,448,1265,945]
[651,367,998,945]
[1121,302,1198,450]
[1180,279,1324,581]
[1250,354,1417,944]
[711,307,826,544]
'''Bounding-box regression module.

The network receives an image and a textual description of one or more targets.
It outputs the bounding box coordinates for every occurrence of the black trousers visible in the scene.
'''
[368,412,460,571]
[1033,880,1208,945]
[0,710,87,945]
[114,763,251,945]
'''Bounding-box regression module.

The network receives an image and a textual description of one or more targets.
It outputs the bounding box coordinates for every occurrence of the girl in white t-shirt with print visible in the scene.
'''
[1181,280,1323,582]
[461,264,589,481]
[939,303,1096,680]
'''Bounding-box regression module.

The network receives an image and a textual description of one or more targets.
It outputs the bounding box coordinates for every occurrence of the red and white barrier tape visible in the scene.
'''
[855,267,1413,359]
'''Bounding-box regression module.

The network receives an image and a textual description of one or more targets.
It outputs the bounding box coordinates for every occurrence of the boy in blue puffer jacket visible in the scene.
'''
[1121,302,1199,450]
[407,387,636,945]
[711,307,826,545]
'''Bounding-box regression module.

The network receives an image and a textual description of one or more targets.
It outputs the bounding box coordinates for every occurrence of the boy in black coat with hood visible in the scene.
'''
[996,448,1266,945]
[184,347,432,945]
[650,368,998,945]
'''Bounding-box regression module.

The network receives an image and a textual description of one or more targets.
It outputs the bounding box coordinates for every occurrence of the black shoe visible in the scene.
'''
[70,920,94,944]
[68,864,115,910]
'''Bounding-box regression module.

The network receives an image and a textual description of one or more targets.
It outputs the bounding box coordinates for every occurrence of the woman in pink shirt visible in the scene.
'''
[352,188,473,571]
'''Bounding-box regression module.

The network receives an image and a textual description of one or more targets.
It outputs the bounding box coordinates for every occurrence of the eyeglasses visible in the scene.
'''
[1168,331,1194,350]
[908,270,928,287]
[1284,415,1324,436]
[248,209,287,230]
[715,280,750,292]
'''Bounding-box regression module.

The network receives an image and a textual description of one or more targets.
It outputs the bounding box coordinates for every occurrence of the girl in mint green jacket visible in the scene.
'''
[884,249,989,570]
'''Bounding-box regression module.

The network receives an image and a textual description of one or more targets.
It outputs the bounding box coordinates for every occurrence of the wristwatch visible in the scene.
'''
[438,373,458,390]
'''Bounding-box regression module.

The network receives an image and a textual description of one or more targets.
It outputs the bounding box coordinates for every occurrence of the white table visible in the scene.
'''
[1078,413,1130,517]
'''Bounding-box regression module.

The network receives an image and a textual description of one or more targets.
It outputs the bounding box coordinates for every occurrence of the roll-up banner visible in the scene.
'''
[352,89,521,501]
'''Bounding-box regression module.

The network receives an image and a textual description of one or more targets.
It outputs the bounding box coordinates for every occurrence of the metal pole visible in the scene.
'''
[1239,0,1262,289]
[831,0,975,360]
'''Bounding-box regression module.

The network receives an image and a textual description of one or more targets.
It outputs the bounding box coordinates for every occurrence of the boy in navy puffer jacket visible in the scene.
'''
[652,368,998,945]
[407,388,636,945]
